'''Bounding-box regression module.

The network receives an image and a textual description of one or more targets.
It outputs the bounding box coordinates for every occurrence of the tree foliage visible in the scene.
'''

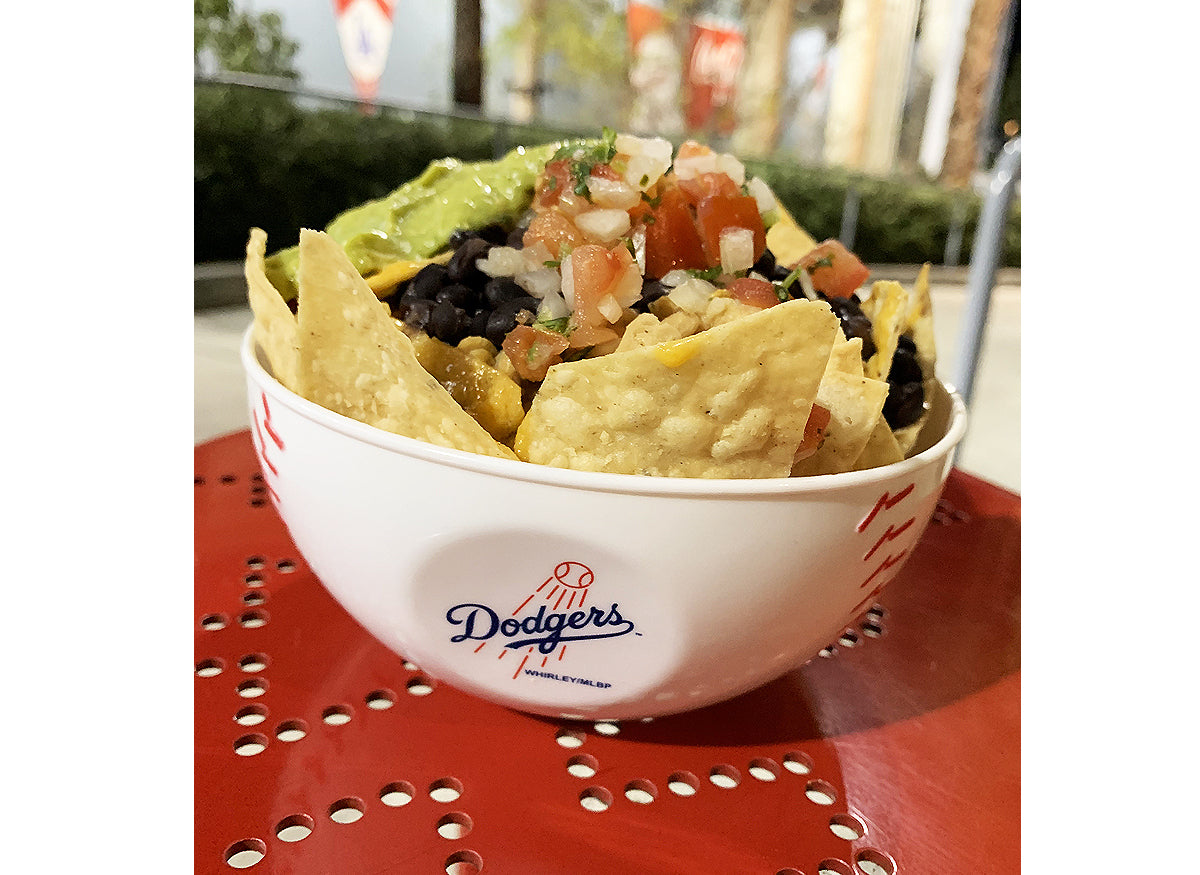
[194,0,300,78]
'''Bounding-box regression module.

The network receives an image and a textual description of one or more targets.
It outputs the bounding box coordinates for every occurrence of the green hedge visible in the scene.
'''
[195,83,1019,267]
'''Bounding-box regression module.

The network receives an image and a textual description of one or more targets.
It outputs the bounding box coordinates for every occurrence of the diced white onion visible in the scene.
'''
[610,263,643,309]
[668,278,716,313]
[537,289,570,321]
[797,266,819,301]
[659,269,693,288]
[520,240,554,270]
[719,227,755,274]
[630,224,647,275]
[587,174,641,210]
[715,153,746,186]
[477,246,526,277]
[597,293,622,323]
[574,208,632,243]
[746,177,776,214]
[615,134,672,189]
[559,252,576,309]
[515,268,561,299]
[673,152,718,180]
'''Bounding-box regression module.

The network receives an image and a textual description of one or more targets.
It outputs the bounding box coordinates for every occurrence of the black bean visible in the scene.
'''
[446,237,493,284]
[883,380,925,430]
[752,249,777,276]
[887,338,923,385]
[506,227,527,248]
[395,298,433,333]
[634,279,668,313]
[429,300,470,344]
[407,263,449,300]
[448,228,475,248]
[483,276,526,307]
[468,308,491,339]
[823,294,877,360]
[435,282,479,310]
[484,296,540,347]
[477,223,510,245]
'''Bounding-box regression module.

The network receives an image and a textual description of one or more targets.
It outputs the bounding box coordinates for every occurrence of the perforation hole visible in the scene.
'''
[366,689,397,710]
[436,812,473,840]
[579,786,613,812]
[238,653,269,673]
[224,838,265,868]
[624,779,657,804]
[593,721,620,736]
[275,814,313,843]
[818,860,854,875]
[776,869,803,875]
[195,658,225,678]
[220,474,237,484]
[667,771,700,796]
[234,704,268,726]
[861,621,884,639]
[855,849,895,875]
[236,678,268,699]
[444,849,484,875]
[830,813,867,841]
[245,556,265,570]
[238,610,269,628]
[322,704,353,726]
[866,605,886,621]
[555,728,586,748]
[709,764,740,789]
[234,734,267,757]
[328,797,365,824]
[783,751,814,775]
[407,677,434,696]
[806,780,838,805]
[244,573,264,588]
[819,645,837,658]
[200,614,228,631]
[429,777,464,803]
[380,781,416,807]
[749,758,781,781]
[276,559,295,573]
[566,754,599,778]
[838,631,859,648]
[275,720,308,742]
[242,591,267,607]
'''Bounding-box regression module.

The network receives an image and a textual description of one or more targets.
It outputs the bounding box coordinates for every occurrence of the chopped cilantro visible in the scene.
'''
[643,215,656,225]
[807,254,834,272]
[641,191,662,208]
[543,259,560,269]
[551,128,620,202]
[640,174,649,186]
[535,316,570,334]
[687,266,723,282]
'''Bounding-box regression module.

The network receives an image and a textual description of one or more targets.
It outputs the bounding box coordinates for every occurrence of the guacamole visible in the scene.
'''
[263,141,565,300]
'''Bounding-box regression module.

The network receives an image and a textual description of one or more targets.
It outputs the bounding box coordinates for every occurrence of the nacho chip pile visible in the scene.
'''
[246,133,939,479]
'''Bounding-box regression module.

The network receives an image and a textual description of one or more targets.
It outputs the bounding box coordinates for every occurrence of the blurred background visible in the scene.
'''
[194,0,1020,490]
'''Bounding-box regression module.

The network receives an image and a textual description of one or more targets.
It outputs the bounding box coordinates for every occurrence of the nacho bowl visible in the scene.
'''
[242,327,967,720]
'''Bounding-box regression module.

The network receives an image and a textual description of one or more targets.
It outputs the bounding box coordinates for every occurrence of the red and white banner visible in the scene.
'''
[333,0,396,102]
[684,14,745,136]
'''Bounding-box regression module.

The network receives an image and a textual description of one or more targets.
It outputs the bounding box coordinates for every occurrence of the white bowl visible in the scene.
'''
[242,327,967,720]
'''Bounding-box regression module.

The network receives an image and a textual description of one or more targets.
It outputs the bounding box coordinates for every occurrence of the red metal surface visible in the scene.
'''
[196,431,1020,874]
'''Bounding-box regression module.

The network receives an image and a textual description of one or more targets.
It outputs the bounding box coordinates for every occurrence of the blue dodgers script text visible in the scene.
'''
[446,603,636,654]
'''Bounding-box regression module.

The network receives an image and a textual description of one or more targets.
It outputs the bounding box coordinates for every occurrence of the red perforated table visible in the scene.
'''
[195,430,1020,874]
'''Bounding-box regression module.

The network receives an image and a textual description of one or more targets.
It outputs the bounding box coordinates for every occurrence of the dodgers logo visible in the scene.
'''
[445,561,638,683]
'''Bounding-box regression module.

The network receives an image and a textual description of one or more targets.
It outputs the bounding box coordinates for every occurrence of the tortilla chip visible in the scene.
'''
[765,200,818,268]
[853,416,905,470]
[861,280,909,382]
[791,337,890,476]
[513,299,840,478]
[245,228,302,393]
[295,229,517,460]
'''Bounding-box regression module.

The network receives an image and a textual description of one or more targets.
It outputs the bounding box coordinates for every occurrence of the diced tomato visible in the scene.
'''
[793,403,831,464]
[725,277,780,309]
[564,323,620,350]
[502,325,570,382]
[567,242,639,337]
[675,141,712,160]
[795,240,870,299]
[631,185,707,278]
[536,159,574,208]
[694,193,766,269]
[523,209,589,257]
[676,171,742,205]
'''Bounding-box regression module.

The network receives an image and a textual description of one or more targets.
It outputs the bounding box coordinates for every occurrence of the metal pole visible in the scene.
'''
[839,185,860,250]
[954,136,1020,406]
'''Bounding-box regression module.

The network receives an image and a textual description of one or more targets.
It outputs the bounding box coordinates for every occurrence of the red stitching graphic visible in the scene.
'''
[857,482,914,532]
[859,549,909,589]
[862,517,915,561]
